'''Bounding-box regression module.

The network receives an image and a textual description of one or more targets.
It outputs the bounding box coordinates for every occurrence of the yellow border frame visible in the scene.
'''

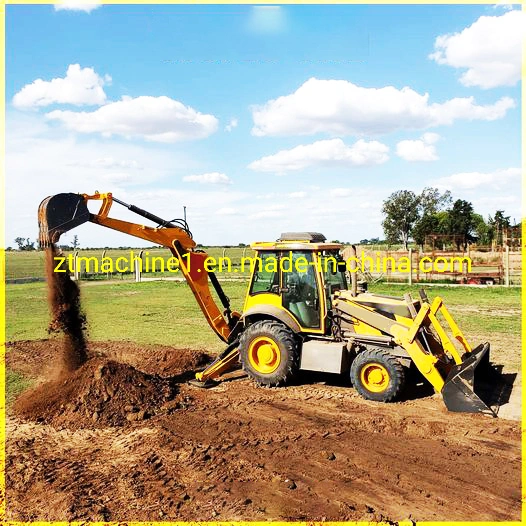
[1,2,524,526]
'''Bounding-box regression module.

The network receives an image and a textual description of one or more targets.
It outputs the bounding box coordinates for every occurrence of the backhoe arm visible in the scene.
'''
[38,192,240,343]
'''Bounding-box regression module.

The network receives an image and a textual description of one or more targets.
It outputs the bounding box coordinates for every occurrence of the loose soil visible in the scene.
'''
[14,358,181,429]
[6,339,521,522]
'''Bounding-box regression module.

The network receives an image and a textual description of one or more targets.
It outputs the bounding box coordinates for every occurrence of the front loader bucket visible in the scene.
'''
[442,343,498,417]
[38,193,90,246]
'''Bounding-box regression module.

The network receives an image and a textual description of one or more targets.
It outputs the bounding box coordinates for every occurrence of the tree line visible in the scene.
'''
[381,188,513,251]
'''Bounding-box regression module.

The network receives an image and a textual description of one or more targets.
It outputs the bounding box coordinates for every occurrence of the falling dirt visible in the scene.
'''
[6,339,521,522]
[45,245,88,372]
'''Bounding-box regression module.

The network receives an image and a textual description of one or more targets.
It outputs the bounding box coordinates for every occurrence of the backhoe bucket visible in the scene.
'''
[441,343,498,417]
[38,193,90,246]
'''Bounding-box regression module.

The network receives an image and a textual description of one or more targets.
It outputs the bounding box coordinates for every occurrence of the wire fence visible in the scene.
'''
[6,244,521,286]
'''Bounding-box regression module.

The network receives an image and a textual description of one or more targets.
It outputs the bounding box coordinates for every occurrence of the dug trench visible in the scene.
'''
[6,337,521,522]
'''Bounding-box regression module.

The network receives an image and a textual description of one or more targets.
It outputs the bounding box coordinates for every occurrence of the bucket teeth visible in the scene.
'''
[38,193,90,247]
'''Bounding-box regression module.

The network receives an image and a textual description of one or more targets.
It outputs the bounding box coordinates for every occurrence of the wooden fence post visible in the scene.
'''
[136,250,144,282]
[102,249,108,280]
[408,248,412,286]
[505,245,510,287]
[350,245,357,296]
[73,250,79,280]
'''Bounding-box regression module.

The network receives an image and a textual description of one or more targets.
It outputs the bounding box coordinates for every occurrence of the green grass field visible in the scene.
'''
[6,278,520,404]
[7,279,520,346]
[7,279,247,348]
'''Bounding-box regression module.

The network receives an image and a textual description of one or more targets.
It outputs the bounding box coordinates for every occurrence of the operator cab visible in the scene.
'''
[244,232,348,335]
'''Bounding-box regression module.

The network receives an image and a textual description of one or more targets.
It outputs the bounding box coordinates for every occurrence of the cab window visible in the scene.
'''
[249,251,279,294]
[319,253,348,308]
[282,251,320,328]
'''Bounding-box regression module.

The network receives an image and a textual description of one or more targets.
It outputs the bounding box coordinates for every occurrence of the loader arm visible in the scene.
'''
[38,192,240,344]
[334,292,497,416]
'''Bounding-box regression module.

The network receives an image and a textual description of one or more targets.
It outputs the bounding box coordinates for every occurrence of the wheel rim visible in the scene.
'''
[360,363,390,392]
[248,336,281,374]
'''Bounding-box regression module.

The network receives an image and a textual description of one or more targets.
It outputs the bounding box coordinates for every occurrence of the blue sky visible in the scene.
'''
[6,4,523,247]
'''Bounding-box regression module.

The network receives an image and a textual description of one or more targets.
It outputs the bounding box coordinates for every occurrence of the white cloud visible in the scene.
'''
[68,157,142,170]
[247,6,286,34]
[102,172,134,184]
[216,207,238,215]
[330,188,352,198]
[54,1,101,12]
[46,95,219,142]
[183,172,232,185]
[12,64,109,109]
[430,10,523,89]
[6,114,402,247]
[288,191,306,199]
[493,2,514,11]
[251,78,515,137]
[396,132,440,162]
[5,111,206,246]
[436,167,520,190]
[248,138,389,174]
[249,204,287,220]
[426,167,521,224]
[225,118,238,132]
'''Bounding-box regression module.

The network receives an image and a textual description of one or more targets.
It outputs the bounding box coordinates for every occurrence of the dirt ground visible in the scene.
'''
[6,338,521,522]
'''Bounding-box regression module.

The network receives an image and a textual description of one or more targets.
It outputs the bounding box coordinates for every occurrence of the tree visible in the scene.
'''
[472,214,493,245]
[14,237,35,251]
[419,187,452,215]
[14,237,25,250]
[447,199,477,251]
[491,210,511,246]
[412,187,452,249]
[412,214,440,249]
[381,190,420,249]
[71,235,79,250]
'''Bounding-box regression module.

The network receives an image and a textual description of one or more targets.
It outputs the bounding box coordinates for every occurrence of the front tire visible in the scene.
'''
[239,320,299,386]
[350,347,405,402]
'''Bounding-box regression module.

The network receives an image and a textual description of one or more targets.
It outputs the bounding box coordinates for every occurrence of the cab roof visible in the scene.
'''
[251,232,343,251]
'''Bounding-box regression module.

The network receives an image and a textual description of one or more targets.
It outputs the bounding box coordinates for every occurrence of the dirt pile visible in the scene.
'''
[14,357,181,429]
[90,341,211,377]
[45,245,88,372]
[6,340,212,381]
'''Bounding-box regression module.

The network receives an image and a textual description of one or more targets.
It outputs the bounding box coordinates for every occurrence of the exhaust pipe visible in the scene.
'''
[38,193,91,247]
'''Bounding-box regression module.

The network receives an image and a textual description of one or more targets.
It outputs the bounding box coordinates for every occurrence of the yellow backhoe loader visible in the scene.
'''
[39,192,502,416]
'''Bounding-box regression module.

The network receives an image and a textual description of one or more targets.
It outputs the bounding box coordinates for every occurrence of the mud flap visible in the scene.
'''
[441,343,498,417]
[38,193,91,246]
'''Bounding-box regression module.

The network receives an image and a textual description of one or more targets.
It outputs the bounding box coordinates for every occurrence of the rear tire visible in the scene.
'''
[239,320,299,386]
[350,347,405,402]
